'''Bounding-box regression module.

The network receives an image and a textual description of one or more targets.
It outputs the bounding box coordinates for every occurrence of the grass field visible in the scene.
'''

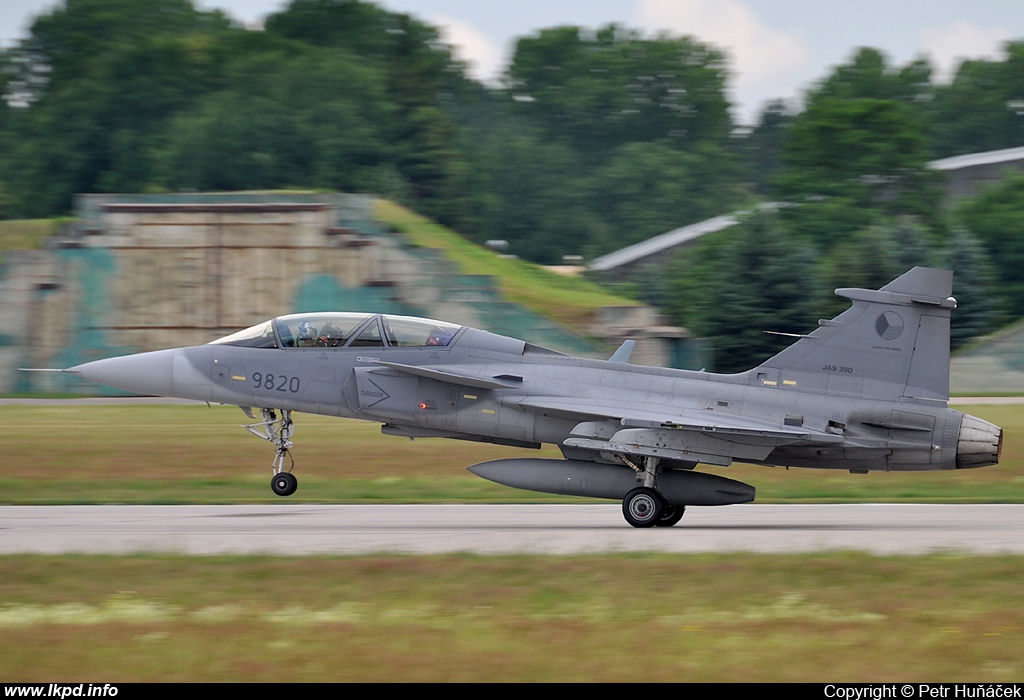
[3,402,1020,504]
[1,552,1022,681]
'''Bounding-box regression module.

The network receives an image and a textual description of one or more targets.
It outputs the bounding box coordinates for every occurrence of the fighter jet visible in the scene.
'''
[62,267,1001,527]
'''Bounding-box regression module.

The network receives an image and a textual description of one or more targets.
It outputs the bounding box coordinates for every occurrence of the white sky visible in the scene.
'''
[1,0,1022,125]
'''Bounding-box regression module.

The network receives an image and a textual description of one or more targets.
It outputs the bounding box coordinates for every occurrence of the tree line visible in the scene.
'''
[1,0,1022,370]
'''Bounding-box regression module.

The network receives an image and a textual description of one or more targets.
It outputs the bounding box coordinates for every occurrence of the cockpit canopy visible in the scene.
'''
[210,313,462,350]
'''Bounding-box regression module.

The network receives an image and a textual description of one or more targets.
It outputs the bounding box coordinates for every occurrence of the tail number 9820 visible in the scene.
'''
[252,372,301,393]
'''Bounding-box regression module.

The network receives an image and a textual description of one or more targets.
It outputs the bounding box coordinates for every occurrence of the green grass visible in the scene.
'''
[3,402,1021,504]
[1,552,1022,681]
[0,218,61,262]
[375,199,639,327]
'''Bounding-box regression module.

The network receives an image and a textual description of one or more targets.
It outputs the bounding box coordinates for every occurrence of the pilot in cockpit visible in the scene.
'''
[317,322,347,347]
[426,325,454,347]
[296,321,318,347]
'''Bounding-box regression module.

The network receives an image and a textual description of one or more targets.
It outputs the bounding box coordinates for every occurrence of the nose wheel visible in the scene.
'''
[271,471,298,497]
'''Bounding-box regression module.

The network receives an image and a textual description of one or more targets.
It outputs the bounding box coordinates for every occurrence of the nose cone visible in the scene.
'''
[70,349,177,396]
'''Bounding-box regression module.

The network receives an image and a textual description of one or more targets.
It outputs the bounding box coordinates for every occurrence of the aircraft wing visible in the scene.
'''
[505,396,837,440]
[504,395,842,465]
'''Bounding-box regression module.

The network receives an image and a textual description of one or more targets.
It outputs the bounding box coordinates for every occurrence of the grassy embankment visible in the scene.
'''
[3,402,1020,504]
[375,199,638,327]
[0,207,637,330]
[0,218,60,263]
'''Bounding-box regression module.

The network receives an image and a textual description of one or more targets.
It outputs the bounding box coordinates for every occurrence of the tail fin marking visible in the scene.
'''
[757,267,955,401]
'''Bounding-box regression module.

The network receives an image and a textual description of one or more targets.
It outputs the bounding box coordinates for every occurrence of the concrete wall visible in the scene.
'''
[6,193,633,394]
[10,195,414,392]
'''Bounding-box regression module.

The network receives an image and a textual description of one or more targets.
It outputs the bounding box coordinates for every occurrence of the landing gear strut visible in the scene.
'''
[243,408,298,497]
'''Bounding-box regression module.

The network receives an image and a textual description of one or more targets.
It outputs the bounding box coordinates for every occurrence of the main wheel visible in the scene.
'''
[622,487,664,528]
[655,504,686,527]
[271,472,298,497]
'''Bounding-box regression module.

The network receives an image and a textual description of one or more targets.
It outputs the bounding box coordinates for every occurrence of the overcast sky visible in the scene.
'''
[2,0,1022,124]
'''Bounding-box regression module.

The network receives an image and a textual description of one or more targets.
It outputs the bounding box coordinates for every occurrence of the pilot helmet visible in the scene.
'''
[297,321,317,341]
[427,325,452,346]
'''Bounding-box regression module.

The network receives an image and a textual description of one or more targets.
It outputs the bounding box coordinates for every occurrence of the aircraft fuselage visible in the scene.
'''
[64,269,1003,527]
[75,326,995,474]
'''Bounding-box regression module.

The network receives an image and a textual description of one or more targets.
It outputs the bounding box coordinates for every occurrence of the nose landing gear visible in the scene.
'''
[243,408,297,497]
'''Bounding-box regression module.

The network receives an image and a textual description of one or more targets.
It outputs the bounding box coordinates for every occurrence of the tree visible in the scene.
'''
[666,211,822,373]
[0,0,236,215]
[955,174,1024,317]
[817,217,934,316]
[807,47,934,106]
[4,0,229,103]
[263,0,394,53]
[505,25,732,159]
[265,0,471,225]
[454,118,590,264]
[584,140,746,255]
[940,228,1002,349]
[156,47,395,193]
[734,99,795,195]
[772,49,943,242]
[778,97,932,204]
[928,41,1024,158]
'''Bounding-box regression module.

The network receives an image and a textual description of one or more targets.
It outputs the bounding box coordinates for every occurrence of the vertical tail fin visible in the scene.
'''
[757,267,956,401]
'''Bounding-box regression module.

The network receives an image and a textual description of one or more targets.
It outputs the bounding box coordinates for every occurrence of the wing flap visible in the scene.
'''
[506,396,843,446]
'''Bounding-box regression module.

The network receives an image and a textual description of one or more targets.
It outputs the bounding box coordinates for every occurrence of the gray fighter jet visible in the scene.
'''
[64,267,1002,527]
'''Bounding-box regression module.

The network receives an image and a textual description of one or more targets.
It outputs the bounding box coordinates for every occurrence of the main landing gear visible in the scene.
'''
[656,504,686,527]
[621,488,686,527]
[243,408,298,497]
[621,456,686,528]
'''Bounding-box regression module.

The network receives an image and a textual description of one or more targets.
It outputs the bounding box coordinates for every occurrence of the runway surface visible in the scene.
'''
[2,504,1022,555]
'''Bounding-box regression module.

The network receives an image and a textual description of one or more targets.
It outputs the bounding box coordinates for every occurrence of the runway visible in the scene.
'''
[2,504,1023,555]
